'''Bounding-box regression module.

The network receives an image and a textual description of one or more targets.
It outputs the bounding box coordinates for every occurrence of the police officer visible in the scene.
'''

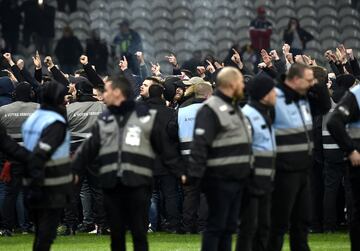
[322,74,355,232]
[177,81,212,233]
[22,80,74,251]
[236,75,276,251]
[267,63,330,251]
[187,67,252,251]
[327,79,360,251]
[71,75,181,251]
[64,77,107,235]
[0,82,38,235]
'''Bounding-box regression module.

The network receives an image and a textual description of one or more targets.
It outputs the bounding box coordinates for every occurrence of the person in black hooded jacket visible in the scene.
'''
[145,84,184,233]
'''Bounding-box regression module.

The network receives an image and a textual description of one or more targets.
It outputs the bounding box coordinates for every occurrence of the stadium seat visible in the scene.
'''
[274,0,295,8]
[152,9,172,20]
[132,8,151,20]
[321,39,339,50]
[173,8,193,20]
[342,28,360,40]
[109,1,129,10]
[295,0,315,9]
[152,19,172,30]
[297,7,317,19]
[319,17,340,31]
[173,19,193,30]
[275,7,296,20]
[339,7,358,18]
[316,0,336,7]
[130,0,151,11]
[318,6,338,19]
[340,17,360,29]
[319,28,340,41]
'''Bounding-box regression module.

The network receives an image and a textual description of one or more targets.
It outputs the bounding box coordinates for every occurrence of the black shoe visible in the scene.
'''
[77,224,96,233]
[0,229,13,237]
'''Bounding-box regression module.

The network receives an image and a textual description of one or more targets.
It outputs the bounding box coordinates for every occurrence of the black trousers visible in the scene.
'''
[201,178,246,251]
[154,175,180,230]
[31,208,62,251]
[103,182,151,251]
[349,167,360,251]
[267,171,311,251]
[2,175,23,230]
[182,180,208,232]
[236,191,271,251]
[323,160,351,230]
[310,158,324,231]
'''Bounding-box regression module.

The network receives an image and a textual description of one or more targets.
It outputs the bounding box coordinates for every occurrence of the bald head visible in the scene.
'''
[216,67,244,99]
[216,67,243,88]
[194,83,213,99]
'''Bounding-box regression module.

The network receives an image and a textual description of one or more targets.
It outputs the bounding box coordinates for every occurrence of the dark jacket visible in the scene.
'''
[55,35,83,66]
[145,97,184,176]
[283,27,313,50]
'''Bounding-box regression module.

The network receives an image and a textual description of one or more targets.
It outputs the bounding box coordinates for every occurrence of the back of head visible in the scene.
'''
[149,84,164,99]
[312,66,328,85]
[108,75,134,99]
[75,79,94,97]
[14,81,32,102]
[216,67,242,88]
[194,82,213,99]
[286,63,311,81]
[41,80,67,107]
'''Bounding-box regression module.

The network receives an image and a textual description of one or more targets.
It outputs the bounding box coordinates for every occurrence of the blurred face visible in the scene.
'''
[93,88,104,101]
[120,24,129,34]
[261,88,277,107]
[103,81,122,106]
[140,80,153,97]
[174,87,184,101]
[294,69,315,95]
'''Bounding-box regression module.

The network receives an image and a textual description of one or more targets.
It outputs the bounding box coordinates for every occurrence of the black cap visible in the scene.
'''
[14,82,32,101]
[247,75,275,101]
[336,74,355,89]
[41,80,67,107]
[75,80,94,96]
[163,77,180,102]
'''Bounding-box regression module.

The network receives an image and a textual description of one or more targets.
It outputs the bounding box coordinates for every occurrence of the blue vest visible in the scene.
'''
[178,103,203,155]
[274,87,313,154]
[242,104,276,177]
[348,85,360,139]
[22,109,70,162]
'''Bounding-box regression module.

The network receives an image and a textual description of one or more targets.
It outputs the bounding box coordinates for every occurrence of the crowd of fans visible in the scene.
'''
[0,1,359,247]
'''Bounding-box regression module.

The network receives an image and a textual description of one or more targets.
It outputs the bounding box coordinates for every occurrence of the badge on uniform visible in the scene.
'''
[125,126,141,146]
[300,104,312,123]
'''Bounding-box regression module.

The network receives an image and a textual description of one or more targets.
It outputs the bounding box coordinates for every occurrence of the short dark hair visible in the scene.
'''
[108,75,133,99]
[145,77,161,85]
[286,63,311,80]
[312,66,328,85]
[149,84,164,98]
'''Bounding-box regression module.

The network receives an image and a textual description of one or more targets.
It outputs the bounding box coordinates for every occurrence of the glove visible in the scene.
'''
[0,161,12,183]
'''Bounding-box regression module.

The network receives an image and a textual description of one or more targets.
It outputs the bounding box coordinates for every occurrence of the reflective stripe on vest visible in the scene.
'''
[23,174,73,186]
[322,99,340,150]
[178,103,203,156]
[254,168,274,177]
[204,96,252,168]
[274,87,313,154]
[22,109,71,187]
[98,109,157,178]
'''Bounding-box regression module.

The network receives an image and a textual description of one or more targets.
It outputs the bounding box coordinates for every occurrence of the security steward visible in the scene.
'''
[187,67,252,251]
[267,63,330,251]
[236,75,276,251]
[327,81,360,251]
[63,78,107,235]
[0,82,38,235]
[177,81,213,234]
[71,75,181,251]
[21,80,74,251]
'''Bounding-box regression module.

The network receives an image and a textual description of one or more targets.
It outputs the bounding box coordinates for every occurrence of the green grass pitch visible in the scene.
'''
[0,232,350,251]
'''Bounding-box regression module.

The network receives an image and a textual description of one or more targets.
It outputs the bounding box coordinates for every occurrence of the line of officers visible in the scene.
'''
[0,62,360,251]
